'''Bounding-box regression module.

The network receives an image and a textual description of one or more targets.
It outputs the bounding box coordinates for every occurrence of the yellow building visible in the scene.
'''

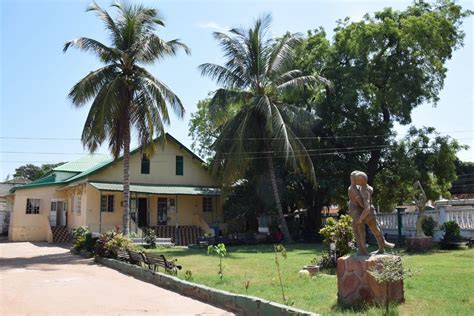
[9,134,223,245]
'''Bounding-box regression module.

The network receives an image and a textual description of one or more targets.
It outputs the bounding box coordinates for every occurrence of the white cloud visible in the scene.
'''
[196,21,229,33]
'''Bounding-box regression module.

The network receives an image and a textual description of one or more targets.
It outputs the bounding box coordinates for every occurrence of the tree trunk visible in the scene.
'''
[367,149,382,186]
[266,154,294,243]
[122,122,131,236]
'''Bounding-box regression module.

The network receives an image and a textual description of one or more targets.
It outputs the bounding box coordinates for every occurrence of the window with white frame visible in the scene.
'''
[74,195,82,214]
[203,197,213,212]
[100,195,114,212]
[26,198,40,214]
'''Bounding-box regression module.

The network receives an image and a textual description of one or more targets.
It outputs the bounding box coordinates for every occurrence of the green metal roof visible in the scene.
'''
[10,174,64,192]
[53,155,112,172]
[89,182,220,196]
[11,133,210,193]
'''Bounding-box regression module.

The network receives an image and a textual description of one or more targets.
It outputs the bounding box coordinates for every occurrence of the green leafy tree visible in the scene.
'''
[374,127,464,211]
[199,14,331,243]
[450,160,474,196]
[291,0,471,220]
[188,98,239,162]
[64,1,190,235]
[14,162,65,181]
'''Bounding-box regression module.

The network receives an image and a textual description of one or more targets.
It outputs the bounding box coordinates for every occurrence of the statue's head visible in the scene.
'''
[356,171,368,186]
[350,171,360,185]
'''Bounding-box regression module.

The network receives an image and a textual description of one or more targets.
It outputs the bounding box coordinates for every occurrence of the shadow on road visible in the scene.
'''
[0,247,94,272]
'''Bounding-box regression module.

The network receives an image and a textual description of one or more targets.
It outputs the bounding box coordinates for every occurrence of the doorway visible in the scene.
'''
[50,200,66,227]
[158,198,167,225]
[137,198,148,227]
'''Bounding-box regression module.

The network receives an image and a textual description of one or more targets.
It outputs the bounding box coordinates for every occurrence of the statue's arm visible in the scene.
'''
[358,189,372,223]
[354,193,365,208]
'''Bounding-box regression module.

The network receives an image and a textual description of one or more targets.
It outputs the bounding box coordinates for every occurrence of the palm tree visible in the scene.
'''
[64,1,190,235]
[199,15,331,243]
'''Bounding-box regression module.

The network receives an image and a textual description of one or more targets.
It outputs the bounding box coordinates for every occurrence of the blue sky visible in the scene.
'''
[1,0,473,180]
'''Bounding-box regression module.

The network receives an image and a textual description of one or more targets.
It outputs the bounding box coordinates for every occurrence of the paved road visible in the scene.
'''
[0,242,233,316]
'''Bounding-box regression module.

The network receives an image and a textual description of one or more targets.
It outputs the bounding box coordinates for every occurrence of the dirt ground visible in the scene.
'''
[0,241,233,315]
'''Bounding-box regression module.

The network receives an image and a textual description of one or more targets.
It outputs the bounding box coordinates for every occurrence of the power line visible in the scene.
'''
[0,129,472,141]
[0,144,392,156]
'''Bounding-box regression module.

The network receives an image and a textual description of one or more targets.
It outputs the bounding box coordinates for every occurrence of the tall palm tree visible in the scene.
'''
[64,1,190,235]
[199,15,331,243]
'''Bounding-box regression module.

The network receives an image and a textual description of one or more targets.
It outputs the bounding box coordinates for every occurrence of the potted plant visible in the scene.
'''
[303,257,320,276]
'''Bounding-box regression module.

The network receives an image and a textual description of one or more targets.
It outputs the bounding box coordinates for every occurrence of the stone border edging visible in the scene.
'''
[95,256,318,316]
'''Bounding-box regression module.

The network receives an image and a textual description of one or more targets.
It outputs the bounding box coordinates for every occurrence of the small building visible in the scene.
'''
[0,178,30,235]
[8,134,223,245]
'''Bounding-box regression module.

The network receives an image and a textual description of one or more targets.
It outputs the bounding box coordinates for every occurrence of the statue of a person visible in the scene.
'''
[413,180,427,237]
[348,170,394,255]
[348,171,368,255]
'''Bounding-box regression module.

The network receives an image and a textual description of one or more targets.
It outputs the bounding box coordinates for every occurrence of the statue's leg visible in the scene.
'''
[366,216,385,254]
[351,211,368,255]
[356,221,369,256]
[415,212,426,237]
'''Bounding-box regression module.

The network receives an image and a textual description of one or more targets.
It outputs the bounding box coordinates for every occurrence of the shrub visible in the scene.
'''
[421,216,437,237]
[440,221,462,243]
[73,226,91,251]
[144,228,157,248]
[95,230,133,258]
[317,254,337,273]
[319,215,354,258]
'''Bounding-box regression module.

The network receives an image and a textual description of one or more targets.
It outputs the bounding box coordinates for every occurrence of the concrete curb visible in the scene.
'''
[95,257,318,316]
[70,248,94,258]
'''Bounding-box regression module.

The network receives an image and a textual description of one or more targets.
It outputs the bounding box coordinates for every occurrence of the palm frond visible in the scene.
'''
[277,74,326,92]
[87,1,122,47]
[270,103,292,161]
[81,76,125,153]
[266,33,301,75]
[135,65,185,119]
[63,37,119,63]
[208,89,248,119]
[135,35,190,63]
[68,65,119,106]
[199,63,246,88]
[254,95,273,134]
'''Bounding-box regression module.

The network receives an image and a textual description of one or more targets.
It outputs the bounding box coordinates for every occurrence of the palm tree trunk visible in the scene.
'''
[266,154,294,243]
[122,121,131,236]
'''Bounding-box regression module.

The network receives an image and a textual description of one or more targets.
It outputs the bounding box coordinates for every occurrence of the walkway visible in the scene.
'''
[0,242,233,315]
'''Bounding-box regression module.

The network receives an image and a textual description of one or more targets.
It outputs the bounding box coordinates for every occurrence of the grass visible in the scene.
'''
[146,244,474,315]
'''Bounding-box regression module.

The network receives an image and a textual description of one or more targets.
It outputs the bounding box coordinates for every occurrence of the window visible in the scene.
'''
[100,195,114,212]
[26,198,40,214]
[203,197,213,213]
[141,155,150,174]
[176,156,184,176]
[74,195,82,214]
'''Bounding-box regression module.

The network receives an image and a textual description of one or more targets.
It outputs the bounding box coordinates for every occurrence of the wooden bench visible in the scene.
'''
[127,249,145,266]
[143,252,182,275]
[116,249,131,262]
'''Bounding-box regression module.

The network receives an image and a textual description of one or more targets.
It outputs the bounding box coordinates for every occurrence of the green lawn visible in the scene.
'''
[146,244,473,315]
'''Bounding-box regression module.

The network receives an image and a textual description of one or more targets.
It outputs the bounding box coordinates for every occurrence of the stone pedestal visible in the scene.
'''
[406,236,433,252]
[337,255,404,307]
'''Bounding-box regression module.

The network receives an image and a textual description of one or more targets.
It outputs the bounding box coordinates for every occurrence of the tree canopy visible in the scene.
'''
[190,1,471,230]
[13,163,65,181]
